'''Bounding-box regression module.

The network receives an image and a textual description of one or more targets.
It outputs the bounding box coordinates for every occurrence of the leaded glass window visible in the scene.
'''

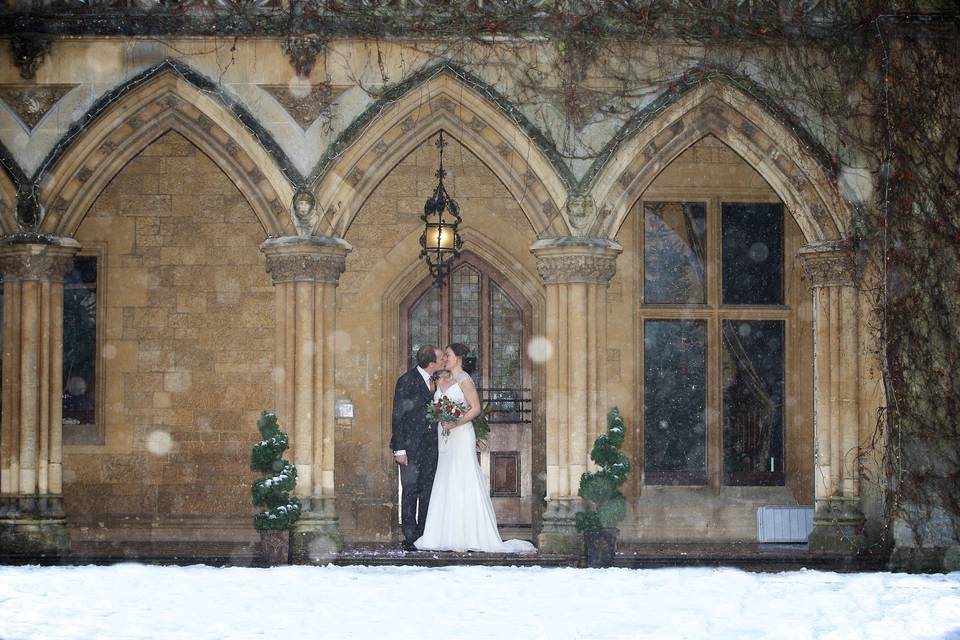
[450,266,481,372]
[643,319,707,485]
[644,202,707,304]
[490,281,523,421]
[63,255,98,444]
[722,320,785,485]
[722,203,784,305]
[639,195,793,489]
[403,257,529,424]
[408,286,440,369]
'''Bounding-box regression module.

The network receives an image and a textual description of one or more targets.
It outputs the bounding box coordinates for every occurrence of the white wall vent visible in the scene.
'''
[757,505,814,543]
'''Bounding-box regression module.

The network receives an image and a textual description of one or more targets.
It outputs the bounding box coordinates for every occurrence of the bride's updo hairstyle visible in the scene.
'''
[446,343,475,374]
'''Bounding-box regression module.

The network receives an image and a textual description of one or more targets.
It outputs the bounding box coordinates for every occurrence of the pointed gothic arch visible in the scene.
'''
[590,79,852,244]
[312,68,572,239]
[376,224,545,390]
[37,68,295,237]
[372,229,547,536]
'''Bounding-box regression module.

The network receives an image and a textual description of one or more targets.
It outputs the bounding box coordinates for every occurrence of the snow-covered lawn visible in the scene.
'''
[0,564,958,639]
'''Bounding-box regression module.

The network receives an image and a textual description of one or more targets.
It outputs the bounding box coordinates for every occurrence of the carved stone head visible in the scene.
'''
[292,189,316,223]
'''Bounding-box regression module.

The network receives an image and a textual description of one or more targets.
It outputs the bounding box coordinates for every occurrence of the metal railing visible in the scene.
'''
[477,386,531,424]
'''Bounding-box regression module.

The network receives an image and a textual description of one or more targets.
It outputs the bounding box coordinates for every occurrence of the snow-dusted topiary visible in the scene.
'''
[575,407,631,532]
[250,411,301,530]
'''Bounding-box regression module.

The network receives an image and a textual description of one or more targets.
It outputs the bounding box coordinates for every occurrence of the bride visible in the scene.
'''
[414,343,536,554]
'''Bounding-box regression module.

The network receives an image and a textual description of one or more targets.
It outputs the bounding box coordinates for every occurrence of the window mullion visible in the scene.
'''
[708,315,722,493]
[708,196,721,490]
[480,273,490,387]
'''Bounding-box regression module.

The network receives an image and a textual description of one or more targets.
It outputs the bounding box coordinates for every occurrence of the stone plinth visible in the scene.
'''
[807,496,866,555]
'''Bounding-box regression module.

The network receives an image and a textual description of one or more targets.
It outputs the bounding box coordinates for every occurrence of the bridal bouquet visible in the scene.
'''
[427,396,467,444]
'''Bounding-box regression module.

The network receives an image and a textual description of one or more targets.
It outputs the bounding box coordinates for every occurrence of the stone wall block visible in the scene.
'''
[57,132,277,534]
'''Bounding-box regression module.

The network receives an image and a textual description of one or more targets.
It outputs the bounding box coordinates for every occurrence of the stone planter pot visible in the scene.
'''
[259,529,291,566]
[583,527,618,568]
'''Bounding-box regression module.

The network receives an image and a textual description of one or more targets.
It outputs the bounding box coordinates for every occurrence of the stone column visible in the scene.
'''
[0,236,79,557]
[531,237,621,554]
[799,241,865,555]
[261,235,351,562]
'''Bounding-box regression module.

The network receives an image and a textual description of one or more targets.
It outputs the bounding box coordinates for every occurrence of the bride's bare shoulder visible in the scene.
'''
[455,371,474,386]
[436,370,454,391]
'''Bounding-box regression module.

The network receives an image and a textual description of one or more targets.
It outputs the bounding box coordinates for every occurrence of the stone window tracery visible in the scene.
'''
[640,199,794,488]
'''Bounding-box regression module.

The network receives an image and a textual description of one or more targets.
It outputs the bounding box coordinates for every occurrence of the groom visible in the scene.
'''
[390,344,444,551]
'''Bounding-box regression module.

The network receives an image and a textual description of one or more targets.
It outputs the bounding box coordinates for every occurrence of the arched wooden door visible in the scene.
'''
[400,252,534,534]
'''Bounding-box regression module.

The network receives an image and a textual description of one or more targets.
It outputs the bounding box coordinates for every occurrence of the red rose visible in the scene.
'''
[445,405,452,411]
[454,410,462,417]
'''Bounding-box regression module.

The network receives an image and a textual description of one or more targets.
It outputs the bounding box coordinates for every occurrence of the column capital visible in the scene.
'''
[0,235,80,281]
[798,240,860,288]
[260,235,352,285]
[530,237,622,285]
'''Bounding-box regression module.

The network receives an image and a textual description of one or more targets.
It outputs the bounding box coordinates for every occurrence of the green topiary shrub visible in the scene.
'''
[575,407,631,532]
[250,411,301,530]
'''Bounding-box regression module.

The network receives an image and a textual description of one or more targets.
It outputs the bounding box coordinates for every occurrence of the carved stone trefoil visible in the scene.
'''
[9,36,52,81]
[432,97,454,113]
[260,82,349,131]
[0,84,76,131]
[345,167,364,188]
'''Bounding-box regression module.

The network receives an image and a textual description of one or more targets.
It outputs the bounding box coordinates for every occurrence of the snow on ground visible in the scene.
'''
[1,564,958,640]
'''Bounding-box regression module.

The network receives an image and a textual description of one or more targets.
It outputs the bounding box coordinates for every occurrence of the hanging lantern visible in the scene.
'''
[419,130,462,288]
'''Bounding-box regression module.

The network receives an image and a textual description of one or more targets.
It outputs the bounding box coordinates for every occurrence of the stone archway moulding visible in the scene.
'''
[377,225,546,382]
[590,79,852,244]
[37,69,295,237]
[0,167,16,234]
[372,226,549,528]
[375,225,546,448]
[311,69,572,240]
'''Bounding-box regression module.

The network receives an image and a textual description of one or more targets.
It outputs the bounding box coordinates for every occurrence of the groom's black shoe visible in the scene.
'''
[401,540,417,552]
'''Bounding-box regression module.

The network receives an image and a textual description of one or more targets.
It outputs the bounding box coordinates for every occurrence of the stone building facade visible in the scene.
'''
[0,5,918,566]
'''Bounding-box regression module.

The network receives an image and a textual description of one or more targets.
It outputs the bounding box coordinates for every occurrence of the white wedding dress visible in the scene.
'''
[415,372,536,554]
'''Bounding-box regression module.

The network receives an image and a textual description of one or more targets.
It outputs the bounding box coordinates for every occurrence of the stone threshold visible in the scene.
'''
[0,541,883,572]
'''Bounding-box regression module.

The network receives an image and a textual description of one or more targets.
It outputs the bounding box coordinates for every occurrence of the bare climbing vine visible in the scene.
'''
[3,0,959,557]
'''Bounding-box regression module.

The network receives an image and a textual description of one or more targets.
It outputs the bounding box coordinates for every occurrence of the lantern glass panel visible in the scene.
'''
[425,223,456,250]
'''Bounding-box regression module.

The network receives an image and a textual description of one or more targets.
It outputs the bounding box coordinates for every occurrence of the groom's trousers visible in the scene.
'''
[399,452,437,543]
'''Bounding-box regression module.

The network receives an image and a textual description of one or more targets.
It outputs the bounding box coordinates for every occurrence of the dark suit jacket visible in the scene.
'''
[390,368,437,464]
